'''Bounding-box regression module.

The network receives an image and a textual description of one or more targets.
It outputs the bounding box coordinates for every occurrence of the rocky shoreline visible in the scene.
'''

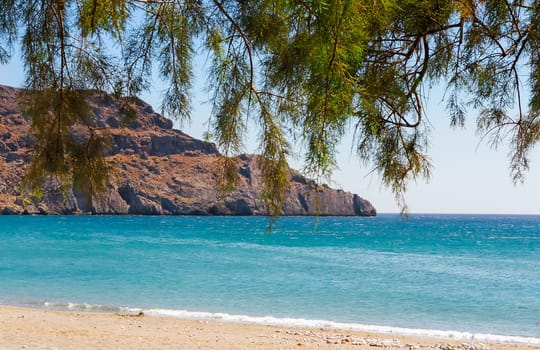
[0,84,376,216]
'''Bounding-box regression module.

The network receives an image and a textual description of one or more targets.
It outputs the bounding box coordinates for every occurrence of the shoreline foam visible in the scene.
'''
[145,308,540,346]
[1,304,539,350]
[4,301,540,347]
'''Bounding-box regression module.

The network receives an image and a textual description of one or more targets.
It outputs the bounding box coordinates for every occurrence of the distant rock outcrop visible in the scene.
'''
[0,84,376,216]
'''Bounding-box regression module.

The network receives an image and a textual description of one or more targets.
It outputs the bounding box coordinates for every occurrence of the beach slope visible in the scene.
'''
[0,306,537,350]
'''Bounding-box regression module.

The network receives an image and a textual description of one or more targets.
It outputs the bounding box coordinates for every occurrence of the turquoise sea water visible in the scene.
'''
[0,214,539,343]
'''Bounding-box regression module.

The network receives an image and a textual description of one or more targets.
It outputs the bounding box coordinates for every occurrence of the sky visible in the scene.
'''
[1,52,539,214]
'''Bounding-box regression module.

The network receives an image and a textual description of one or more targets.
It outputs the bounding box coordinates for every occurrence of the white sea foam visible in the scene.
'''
[40,301,142,315]
[144,308,540,346]
[13,301,540,346]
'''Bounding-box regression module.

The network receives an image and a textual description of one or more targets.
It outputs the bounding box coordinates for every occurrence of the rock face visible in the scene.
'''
[0,84,376,216]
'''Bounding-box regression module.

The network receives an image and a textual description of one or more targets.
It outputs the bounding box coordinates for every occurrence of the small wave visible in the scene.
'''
[39,301,143,315]
[9,301,540,346]
[144,308,540,346]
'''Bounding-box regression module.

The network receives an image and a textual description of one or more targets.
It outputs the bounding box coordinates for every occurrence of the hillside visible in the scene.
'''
[0,85,376,216]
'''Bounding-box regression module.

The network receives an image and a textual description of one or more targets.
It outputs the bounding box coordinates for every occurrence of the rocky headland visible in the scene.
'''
[0,84,376,216]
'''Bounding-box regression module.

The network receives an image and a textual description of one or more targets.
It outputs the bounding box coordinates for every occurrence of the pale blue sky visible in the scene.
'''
[2,53,539,214]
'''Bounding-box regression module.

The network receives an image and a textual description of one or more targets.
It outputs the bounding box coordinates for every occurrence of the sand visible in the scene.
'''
[0,305,537,350]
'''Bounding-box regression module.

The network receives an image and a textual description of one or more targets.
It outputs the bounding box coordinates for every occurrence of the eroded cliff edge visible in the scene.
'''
[0,84,376,216]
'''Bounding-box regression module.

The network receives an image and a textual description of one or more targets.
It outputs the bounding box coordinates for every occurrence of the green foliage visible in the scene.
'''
[19,89,110,203]
[1,0,540,214]
[78,0,129,38]
[0,0,17,64]
[215,156,240,195]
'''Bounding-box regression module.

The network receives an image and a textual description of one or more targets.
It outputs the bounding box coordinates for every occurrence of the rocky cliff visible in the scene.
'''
[0,84,376,216]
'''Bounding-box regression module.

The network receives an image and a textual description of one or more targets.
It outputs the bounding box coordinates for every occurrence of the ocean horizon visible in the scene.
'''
[0,214,539,345]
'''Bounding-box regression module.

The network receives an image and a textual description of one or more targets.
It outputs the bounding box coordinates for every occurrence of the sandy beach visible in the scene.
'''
[0,305,537,350]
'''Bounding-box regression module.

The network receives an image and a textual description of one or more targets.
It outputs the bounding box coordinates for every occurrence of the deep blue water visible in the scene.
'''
[0,214,538,341]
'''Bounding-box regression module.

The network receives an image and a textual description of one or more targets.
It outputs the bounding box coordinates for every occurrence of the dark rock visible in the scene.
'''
[5,141,18,152]
[0,141,8,153]
[5,152,21,162]
[238,164,251,184]
[225,198,253,215]
[297,193,309,212]
[291,173,308,185]
[118,184,139,207]
[160,197,180,214]
[353,194,377,216]
[106,116,120,128]
[1,207,15,215]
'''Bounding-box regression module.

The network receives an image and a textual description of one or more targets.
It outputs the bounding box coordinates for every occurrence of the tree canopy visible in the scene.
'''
[1,0,539,214]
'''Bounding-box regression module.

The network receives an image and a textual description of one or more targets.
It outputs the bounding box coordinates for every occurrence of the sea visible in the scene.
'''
[0,214,539,345]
